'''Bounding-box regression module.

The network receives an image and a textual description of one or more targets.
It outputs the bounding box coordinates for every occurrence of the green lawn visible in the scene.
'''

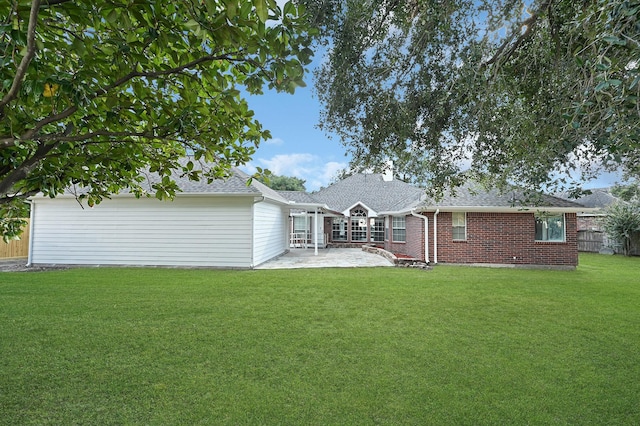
[1,254,639,425]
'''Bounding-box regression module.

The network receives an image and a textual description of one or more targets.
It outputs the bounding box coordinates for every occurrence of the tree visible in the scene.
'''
[0,0,314,240]
[262,174,306,191]
[301,0,640,198]
[611,180,640,203]
[602,201,640,256]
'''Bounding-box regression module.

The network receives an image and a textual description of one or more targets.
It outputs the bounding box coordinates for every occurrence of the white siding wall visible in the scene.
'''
[252,201,287,266]
[30,196,254,268]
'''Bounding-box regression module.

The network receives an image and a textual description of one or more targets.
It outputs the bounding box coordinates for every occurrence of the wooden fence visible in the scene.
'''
[0,220,30,258]
[577,230,604,253]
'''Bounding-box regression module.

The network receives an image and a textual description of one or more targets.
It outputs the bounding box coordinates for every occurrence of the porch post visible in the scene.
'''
[314,208,319,255]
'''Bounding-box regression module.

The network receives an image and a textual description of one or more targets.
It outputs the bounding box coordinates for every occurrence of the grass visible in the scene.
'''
[1,253,639,425]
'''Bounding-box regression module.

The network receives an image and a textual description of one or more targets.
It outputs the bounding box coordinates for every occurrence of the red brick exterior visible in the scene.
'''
[424,212,578,267]
[324,211,579,267]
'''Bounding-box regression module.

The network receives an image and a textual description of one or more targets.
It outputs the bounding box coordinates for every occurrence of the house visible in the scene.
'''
[27,168,298,268]
[287,172,587,268]
[28,164,588,269]
[556,188,621,253]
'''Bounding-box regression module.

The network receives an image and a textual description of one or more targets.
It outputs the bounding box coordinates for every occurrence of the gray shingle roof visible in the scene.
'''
[555,188,620,209]
[65,159,289,204]
[420,182,585,209]
[311,173,424,213]
[277,190,320,204]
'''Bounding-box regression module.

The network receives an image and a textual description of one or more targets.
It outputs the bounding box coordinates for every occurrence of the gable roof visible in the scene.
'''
[414,182,586,213]
[55,161,289,204]
[310,173,424,214]
[555,188,621,210]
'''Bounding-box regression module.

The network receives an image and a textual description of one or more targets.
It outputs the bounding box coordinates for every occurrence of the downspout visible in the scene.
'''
[314,207,318,256]
[410,210,429,263]
[250,196,265,268]
[433,209,440,264]
[27,200,35,266]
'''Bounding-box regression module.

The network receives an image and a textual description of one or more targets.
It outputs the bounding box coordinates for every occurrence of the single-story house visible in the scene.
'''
[28,164,588,268]
[288,169,588,268]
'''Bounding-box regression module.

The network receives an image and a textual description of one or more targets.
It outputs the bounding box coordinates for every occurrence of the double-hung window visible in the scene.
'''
[535,214,565,242]
[370,218,384,242]
[452,212,466,241]
[392,216,406,242]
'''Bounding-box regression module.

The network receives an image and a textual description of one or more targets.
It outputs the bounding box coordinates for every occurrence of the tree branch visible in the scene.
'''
[94,50,247,97]
[482,0,552,68]
[0,141,59,197]
[0,0,41,115]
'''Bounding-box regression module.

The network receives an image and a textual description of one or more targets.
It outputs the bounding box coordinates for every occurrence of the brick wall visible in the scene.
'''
[577,215,604,231]
[324,211,579,267]
[433,212,578,267]
[385,215,425,260]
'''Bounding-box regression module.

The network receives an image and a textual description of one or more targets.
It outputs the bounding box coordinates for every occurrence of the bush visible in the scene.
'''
[602,202,640,256]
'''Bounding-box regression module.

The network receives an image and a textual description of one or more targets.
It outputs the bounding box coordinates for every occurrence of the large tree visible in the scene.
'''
[302,0,639,197]
[0,0,314,239]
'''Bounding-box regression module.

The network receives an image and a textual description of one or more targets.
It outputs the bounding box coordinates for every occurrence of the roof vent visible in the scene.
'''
[382,160,393,182]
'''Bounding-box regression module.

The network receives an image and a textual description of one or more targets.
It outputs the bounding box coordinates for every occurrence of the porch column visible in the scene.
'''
[314,208,318,255]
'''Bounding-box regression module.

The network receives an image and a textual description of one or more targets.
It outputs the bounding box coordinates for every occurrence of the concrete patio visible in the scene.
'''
[255,248,394,269]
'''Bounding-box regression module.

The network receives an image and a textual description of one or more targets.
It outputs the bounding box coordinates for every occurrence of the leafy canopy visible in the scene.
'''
[0,0,314,240]
[302,0,640,197]
[262,174,306,191]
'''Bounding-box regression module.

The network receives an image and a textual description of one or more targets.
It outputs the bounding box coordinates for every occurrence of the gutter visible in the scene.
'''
[410,210,429,263]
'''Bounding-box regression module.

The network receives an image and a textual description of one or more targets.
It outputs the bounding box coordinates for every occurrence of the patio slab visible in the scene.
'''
[255,248,394,269]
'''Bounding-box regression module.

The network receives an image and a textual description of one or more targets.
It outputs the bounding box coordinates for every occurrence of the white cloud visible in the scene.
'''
[264,137,284,146]
[243,154,347,191]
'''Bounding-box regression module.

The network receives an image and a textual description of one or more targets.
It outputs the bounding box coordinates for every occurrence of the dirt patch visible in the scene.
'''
[0,259,69,273]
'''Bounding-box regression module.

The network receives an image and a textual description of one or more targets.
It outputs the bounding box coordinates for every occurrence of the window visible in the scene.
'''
[392,216,406,242]
[332,218,347,241]
[370,218,384,242]
[350,208,368,241]
[535,214,565,242]
[452,212,466,241]
[293,216,310,241]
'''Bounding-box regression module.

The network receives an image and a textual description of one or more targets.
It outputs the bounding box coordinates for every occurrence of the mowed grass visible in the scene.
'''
[1,254,639,425]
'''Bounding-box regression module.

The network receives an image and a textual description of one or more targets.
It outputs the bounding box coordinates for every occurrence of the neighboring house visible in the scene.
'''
[556,188,621,253]
[28,164,588,269]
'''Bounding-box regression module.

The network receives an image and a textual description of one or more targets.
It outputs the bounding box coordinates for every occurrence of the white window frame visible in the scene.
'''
[350,208,368,242]
[535,213,566,242]
[392,216,406,242]
[452,212,467,241]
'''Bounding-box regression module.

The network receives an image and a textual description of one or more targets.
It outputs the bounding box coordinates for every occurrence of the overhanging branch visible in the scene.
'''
[482,0,552,68]
[0,0,41,116]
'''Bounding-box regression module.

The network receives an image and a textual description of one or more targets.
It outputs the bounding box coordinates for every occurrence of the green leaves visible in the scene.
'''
[0,0,313,239]
[305,0,640,194]
[253,0,269,23]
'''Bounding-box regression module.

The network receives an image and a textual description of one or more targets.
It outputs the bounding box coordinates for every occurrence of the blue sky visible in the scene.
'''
[241,75,349,192]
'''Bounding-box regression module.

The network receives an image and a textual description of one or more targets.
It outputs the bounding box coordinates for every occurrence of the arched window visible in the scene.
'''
[350,208,367,241]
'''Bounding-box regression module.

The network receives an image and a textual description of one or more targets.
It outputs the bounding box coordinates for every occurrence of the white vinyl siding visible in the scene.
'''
[30,196,255,268]
[253,201,287,266]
